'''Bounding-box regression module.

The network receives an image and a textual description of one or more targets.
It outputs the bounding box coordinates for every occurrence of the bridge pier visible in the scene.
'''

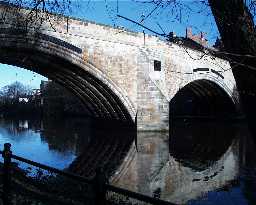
[136,51,169,131]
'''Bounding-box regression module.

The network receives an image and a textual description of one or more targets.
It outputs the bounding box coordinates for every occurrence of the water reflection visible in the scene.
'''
[0,117,255,204]
[0,118,89,169]
[165,122,239,204]
[68,120,135,178]
[113,121,256,205]
[0,117,134,178]
[170,122,236,171]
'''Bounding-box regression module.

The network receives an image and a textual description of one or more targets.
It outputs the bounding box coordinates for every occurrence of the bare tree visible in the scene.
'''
[1,81,31,99]
[208,1,256,126]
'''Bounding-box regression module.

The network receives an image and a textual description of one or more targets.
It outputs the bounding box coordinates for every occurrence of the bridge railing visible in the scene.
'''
[0,143,176,205]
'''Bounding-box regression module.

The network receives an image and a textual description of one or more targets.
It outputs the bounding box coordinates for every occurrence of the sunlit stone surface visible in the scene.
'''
[112,123,244,204]
[0,3,242,131]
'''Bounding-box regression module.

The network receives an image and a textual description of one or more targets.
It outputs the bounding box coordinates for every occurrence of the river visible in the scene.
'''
[0,117,255,204]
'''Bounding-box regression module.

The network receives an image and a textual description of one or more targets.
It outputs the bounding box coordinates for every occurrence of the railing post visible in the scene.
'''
[93,167,108,205]
[2,143,12,205]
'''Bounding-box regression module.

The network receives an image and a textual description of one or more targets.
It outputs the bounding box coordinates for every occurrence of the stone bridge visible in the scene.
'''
[0,4,240,131]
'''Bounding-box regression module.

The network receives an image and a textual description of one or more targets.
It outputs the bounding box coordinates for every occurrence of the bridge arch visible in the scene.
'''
[0,29,136,122]
[169,78,240,119]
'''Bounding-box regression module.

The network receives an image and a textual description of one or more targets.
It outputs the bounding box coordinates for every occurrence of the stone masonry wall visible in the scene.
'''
[0,5,240,131]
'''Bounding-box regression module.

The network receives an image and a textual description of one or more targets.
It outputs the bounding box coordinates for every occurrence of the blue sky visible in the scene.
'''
[0,64,47,89]
[0,0,219,89]
[69,1,218,42]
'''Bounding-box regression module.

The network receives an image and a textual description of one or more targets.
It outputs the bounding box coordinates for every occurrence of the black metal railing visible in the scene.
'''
[0,143,176,205]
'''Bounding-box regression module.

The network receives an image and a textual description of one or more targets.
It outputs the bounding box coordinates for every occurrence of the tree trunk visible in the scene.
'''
[209,0,256,136]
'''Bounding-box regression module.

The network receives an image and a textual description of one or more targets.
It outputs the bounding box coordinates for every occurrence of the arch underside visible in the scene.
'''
[170,79,238,119]
[0,39,133,122]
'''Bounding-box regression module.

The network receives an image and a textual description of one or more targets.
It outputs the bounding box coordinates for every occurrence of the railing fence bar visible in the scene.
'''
[2,143,12,205]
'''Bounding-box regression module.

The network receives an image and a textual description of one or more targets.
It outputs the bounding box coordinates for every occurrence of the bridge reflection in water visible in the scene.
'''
[0,117,134,178]
[112,121,256,204]
[0,118,255,204]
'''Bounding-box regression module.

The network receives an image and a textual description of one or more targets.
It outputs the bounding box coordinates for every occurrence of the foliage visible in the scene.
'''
[0,81,32,100]
[0,81,39,117]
